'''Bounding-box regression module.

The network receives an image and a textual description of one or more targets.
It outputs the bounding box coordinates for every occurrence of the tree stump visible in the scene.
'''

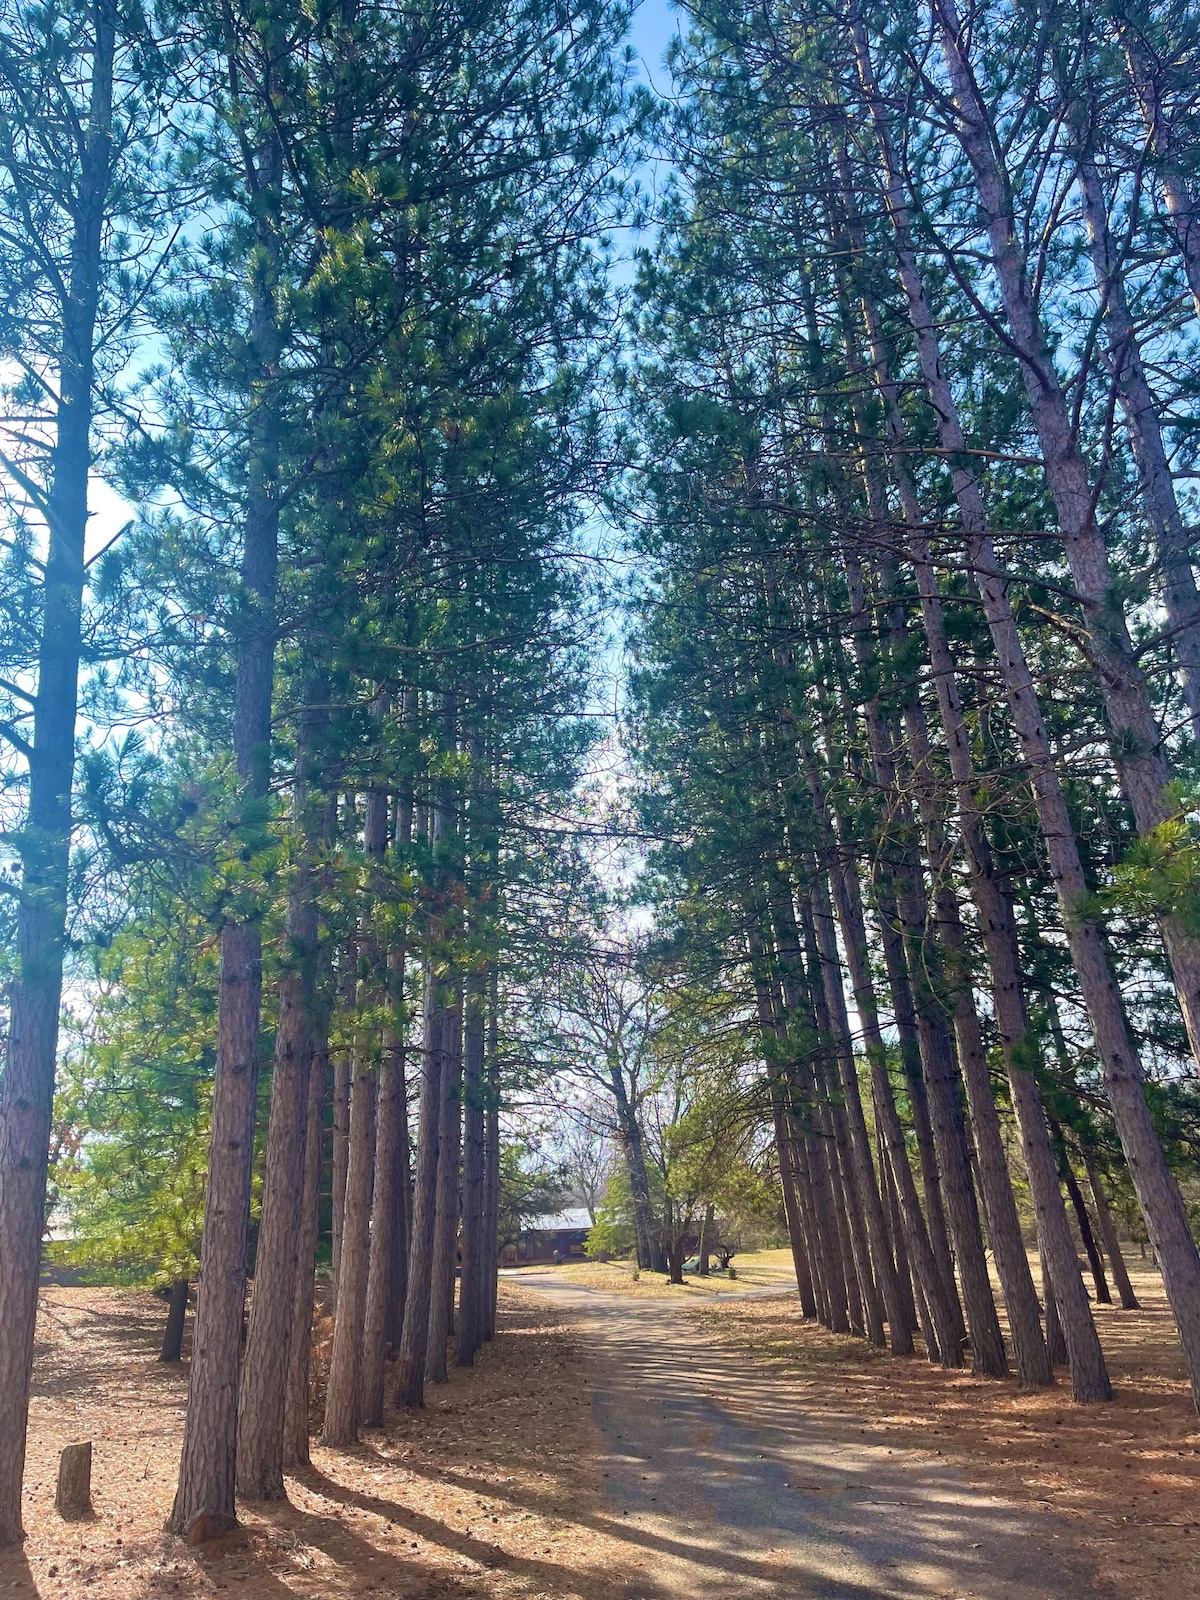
[55,1442,92,1520]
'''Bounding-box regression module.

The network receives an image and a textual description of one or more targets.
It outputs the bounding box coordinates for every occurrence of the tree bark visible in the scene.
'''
[237,712,325,1498]
[1071,129,1200,741]
[848,12,1125,1402]
[322,779,386,1446]
[1042,1248,1070,1366]
[931,0,1200,1076]
[482,978,501,1344]
[169,87,285,1532]
[808,876,908,1350]
[812,809,962,1364]
[1051,1125,1112,1307]
[55,1444,92,1521]
[457,959,488,1366]
[329,942,355,1306]
[426,986,463,1382]
[160,1282,189,1364]
[1083,1151,1140,1310]
[361,782,406,1426]
[1113,6,1200,318]
[283,1032,329,1469]
[360,1052,402,1425]
[0,1,115,1547]
[384,943,411,1352]
[394,920,447,1406]
[320,1047,377,1445]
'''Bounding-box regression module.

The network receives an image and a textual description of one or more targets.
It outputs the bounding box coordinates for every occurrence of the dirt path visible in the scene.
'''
[508,1271,1109,1600]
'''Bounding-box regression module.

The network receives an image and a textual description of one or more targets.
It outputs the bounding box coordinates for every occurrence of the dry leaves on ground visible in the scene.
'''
[0,1283,641,1600]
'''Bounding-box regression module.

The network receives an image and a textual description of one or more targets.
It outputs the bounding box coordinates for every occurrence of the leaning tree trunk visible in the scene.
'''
[170,118,284,1539]
[1114,7,1200,318]
[815,818,963,1366]
[1081,1149,1140,1310]
[763,883,855,1333]
[0,2,114,1548]
[931,0,1200,1078]
[849,13,1119,1403]
[1072,134,1200,741]
[829,288,1050,1379]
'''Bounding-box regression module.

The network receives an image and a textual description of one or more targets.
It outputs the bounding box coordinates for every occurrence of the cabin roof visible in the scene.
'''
[525,1207,593,1233]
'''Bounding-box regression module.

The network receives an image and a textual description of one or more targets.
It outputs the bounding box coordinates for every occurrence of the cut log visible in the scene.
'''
[55,1443,92,1520]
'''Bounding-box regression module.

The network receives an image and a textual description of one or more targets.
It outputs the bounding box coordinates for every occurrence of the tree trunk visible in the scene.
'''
[0,3,114,1548]
[237,714,325,1498]
[1050,1125,1112,1307]
[808,875,909,1351]
[394,952,446,1407]
[482,966,501,1343]
[160,1282,189,1364]
[358,771,402,1428]
[931,0,1200,1080]
[848,14,1122,1403]
[1083,1152,1140,1310]
[329,946,355,1306]
[320,1048,376,1446]
[384,942,411,1353]
[457,961,488,1366]
[283,1034,329,1470]
[426,986,463,1382]
[169,99,285,1532]
[615,1092,661,1273]
[880,1137,920,1339]
[1041,1248,1070,1367]
[360,1050,402,1426]
[1114,7,1200,318]
[697,1205,714,1277]
[831,302,1050,1378]
[773,1094,819,1318]
[815,822,963,1366]
[1072,135,1200,741]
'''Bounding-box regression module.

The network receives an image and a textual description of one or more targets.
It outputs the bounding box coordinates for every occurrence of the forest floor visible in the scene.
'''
[681,1251,1199,1599]
[0,1281,635,1600]
[1,1260,1193,1599]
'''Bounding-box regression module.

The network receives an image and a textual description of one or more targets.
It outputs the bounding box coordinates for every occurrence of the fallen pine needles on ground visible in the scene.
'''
[690,1263,1200,1600]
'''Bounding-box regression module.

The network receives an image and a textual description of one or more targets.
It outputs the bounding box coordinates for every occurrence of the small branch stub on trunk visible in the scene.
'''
[55,1442,92,1520]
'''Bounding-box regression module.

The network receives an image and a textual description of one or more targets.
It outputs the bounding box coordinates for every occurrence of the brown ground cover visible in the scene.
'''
[0,1282,636,1600]
[691,1261,1200,1600]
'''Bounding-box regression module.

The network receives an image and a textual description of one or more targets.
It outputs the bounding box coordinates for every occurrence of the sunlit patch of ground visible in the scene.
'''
[519,1247,796,1299]
[692,1260,1200,1600]
[0,1284,637,1600]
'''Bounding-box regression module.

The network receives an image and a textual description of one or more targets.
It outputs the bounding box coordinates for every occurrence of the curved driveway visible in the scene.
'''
[506,1271,1108,1600]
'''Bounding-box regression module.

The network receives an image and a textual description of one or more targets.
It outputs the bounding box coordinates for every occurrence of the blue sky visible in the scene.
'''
[628,0,683,93]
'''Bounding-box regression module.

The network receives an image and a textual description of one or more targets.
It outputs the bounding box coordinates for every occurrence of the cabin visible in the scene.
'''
[504,1206,593,1265]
